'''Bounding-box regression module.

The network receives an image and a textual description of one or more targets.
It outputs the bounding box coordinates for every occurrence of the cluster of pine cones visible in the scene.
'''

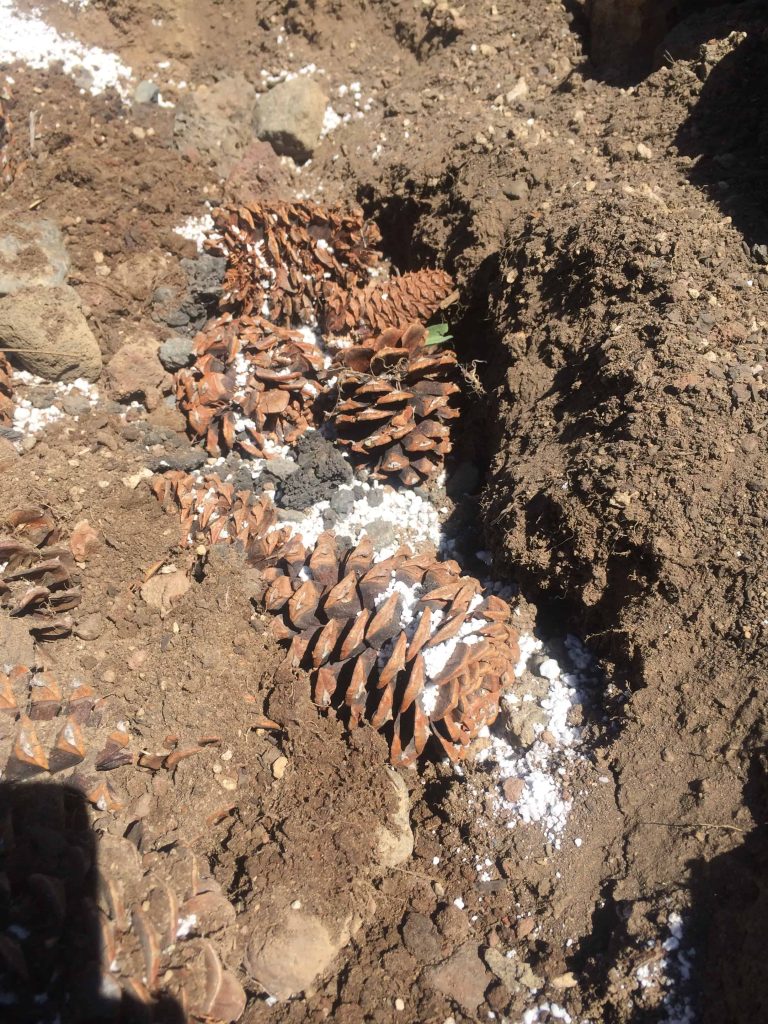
[176,201,458,485]
[0,783,245,1022]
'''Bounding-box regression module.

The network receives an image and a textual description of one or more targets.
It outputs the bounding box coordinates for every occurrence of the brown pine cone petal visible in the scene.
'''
[324,571,362,620]
[339,608,371,661]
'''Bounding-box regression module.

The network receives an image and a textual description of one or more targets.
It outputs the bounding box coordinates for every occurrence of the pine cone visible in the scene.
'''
[261,531,519,767]
[326,323,460,486]
[207,201,382,324]
[176,314,326,457]
[0,787,245,1022]
[152,470,293,570]
[0,352,13,425]
[323,268,455,338]
[0,507,81,638]
[0,92,14,191]
[0,664,131,811]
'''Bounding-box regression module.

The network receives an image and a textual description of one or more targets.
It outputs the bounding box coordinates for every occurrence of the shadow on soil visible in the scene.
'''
[0,781,184,1023]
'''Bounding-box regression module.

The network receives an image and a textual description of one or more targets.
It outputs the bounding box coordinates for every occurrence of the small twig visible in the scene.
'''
[639,820,749,835]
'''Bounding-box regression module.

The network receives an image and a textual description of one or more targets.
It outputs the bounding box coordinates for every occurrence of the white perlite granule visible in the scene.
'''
[11,374,99,436]
[636,911,695,1024]
[174,214,215,251]
[0,0,131,96]
[471,634,591,843]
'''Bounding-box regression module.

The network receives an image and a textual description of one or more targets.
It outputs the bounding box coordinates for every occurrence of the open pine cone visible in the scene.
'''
[0,352,13,425]
[152,470,293,570]
[261,531,519,767]
[207,201,382,323]
[0,664,130,811]
[0,507,81,638]
[176,314,326,457]
[326,323,460,486]
[0,786,245,1022]
[323,268,455,338]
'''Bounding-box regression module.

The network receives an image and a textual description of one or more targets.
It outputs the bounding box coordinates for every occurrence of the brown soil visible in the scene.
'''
[2,1,767,1022]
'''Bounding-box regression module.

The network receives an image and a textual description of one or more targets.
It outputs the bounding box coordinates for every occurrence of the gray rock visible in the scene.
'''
[28,387,57,409]
[330,489,355,515]
[0,217,70,296]
[322,509,337,529]
[74,613,105,641]
[133,80,159,104]
[0,285,102,381]
[150,449,208,473]
[253,77,327,163]
[174,76,257,175]
[367,488,384,508]
[363,520,397,551]
[401,912,442,963]
[261,457,298,482]
[61,392,92,418]
[158,335,195,372]
[279,432,352,510]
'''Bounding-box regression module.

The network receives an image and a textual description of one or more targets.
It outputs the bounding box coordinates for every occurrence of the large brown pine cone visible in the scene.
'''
[152,470,293,570]
[176,314,326,457]
[0,352,13,424]
[207,201,382,324]
[0,664,129,811]
[0,785,245,1022]
[0,507,81,638]
[323,268,455,338]
[261,531,519,767]
[326,323,460,486]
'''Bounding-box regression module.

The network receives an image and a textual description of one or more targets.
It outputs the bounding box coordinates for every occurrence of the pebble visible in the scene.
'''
[272,755,288,779]
[74,613,104,641]
[158,334,195,372]
[367,488,384,508]
[252,76,327,163]
[61,392,92,418]
[394,998,405,1011]
[134,79,160,104]
[636,142,653,160]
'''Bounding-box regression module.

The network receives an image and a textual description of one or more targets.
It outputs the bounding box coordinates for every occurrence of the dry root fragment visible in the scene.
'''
[207,201,382,323]
[326,323,460,486]
[323,268,455,338]
[0,790,246,1022]
[261,531,519,767]
[0,92,15,191]
[0,352,14,425]
[176,313,325,457]
[152,470,293,568]
[0,664,134,801]
[0,507,82,636]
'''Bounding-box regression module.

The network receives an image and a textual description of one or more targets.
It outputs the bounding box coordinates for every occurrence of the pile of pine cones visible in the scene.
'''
[0,352,13,425]
[0,785,245,1022]
[0,507,81,638]
[176,200,458,485]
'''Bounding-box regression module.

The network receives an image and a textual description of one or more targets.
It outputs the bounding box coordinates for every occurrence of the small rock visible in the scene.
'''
[158,334,195,372]
[503,177,529,200]
[61,392,92,417]
[426,943,491,1014]
[122,467,153,490]
[502,777,524,803]
[364,520,397,551]
[134,80,160,104]
[367,488,384,508]
[330,489,355,515]
[279,432,352,509]
[0,217,70,295]
[506,77,529,103]
[174,76,257,175]
[107,339,169,406]
[0,285,102,381]
[401,912,442,962]
[28,387,57,409]
[262,457,299,482]
[636,142,653,160]
[376,768,414,869]
[140,570,191,617]
[272,755,289,779]
[74,613,105,641]
[69,520,102,561]
[150,449,208,473]
[515,917,535,939]
[253,77,328,163]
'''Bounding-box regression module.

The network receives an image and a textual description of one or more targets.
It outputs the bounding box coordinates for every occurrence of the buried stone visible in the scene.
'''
[278,431,352,510]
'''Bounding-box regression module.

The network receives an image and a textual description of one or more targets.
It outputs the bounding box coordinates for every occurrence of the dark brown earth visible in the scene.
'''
[2,0,767,1022]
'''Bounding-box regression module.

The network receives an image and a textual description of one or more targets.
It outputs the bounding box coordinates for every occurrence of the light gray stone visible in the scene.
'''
[133,80,159,104]
[0,285,102,381]
[253,77,327,162]
[158,334,195,372]
[0,217,70,296]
